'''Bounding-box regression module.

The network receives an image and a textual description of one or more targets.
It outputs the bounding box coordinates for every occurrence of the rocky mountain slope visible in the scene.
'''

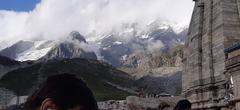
[0,55,26,78]
[119,45,184,95]
[135,72,182,95]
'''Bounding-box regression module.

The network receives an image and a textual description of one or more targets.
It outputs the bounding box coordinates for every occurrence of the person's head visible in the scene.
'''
[173,99,191,110]
[24,74,98,110]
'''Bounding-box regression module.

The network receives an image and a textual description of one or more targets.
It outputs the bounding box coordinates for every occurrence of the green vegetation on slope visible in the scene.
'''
[0,58,134,101]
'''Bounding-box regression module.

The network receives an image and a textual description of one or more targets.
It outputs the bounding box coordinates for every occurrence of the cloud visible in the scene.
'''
[0,0,194,45]
[0,11,29,41]
[147,40,165,52]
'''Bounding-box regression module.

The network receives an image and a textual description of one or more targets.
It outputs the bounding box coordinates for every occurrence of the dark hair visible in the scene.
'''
[24,74,98,110]
[173,99,191,110]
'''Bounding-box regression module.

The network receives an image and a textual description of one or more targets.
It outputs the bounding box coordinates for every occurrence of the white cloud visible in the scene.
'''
[147,40,165,52]
[0,11,29,41]
[0,0,194,45]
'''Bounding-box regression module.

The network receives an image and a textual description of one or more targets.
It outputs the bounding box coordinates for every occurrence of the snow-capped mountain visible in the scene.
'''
[41,31,97,61]
[0,41,35,60]
[0,20,187,66]
[90,21,188,66]
[16,40,56,61]
[0,31,97,61]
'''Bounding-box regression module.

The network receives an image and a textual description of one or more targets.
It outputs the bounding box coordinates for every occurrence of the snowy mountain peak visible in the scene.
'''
[147,19,188,34]
[0,31,98,61]
[16,40,56,61]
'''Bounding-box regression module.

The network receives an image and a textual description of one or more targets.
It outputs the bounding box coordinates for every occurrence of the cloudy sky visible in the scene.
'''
[0,0,194,44]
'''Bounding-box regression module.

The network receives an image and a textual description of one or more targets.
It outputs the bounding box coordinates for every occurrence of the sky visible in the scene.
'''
[0,0,194,46]
[0,0,40,11]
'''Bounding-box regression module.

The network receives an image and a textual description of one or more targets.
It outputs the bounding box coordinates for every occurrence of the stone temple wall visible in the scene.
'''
[225,43,240,110]
[183,0,240,109]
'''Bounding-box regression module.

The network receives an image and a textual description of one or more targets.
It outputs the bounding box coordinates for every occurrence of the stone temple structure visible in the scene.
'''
[183,0,240,109]
[225,43,240,110]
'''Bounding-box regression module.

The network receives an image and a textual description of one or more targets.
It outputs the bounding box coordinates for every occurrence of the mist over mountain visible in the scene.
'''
[0,0,193,47]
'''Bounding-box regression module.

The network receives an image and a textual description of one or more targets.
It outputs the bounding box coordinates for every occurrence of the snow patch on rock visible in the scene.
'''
[113,41,123,45]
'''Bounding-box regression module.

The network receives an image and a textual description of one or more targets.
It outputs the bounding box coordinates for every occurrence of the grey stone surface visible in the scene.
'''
[225,44,240,110]
[183,0,240,109]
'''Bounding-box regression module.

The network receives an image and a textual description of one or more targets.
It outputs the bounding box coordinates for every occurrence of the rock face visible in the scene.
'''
[183,0,240,109]
[42,42,97,60]
[119,46,184,96]
[39,31,98,60]
[121,51,174,70]
[44,31,97,60]
[120,45,184,74]
[121,45,184,70]
[68,31,87,43]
